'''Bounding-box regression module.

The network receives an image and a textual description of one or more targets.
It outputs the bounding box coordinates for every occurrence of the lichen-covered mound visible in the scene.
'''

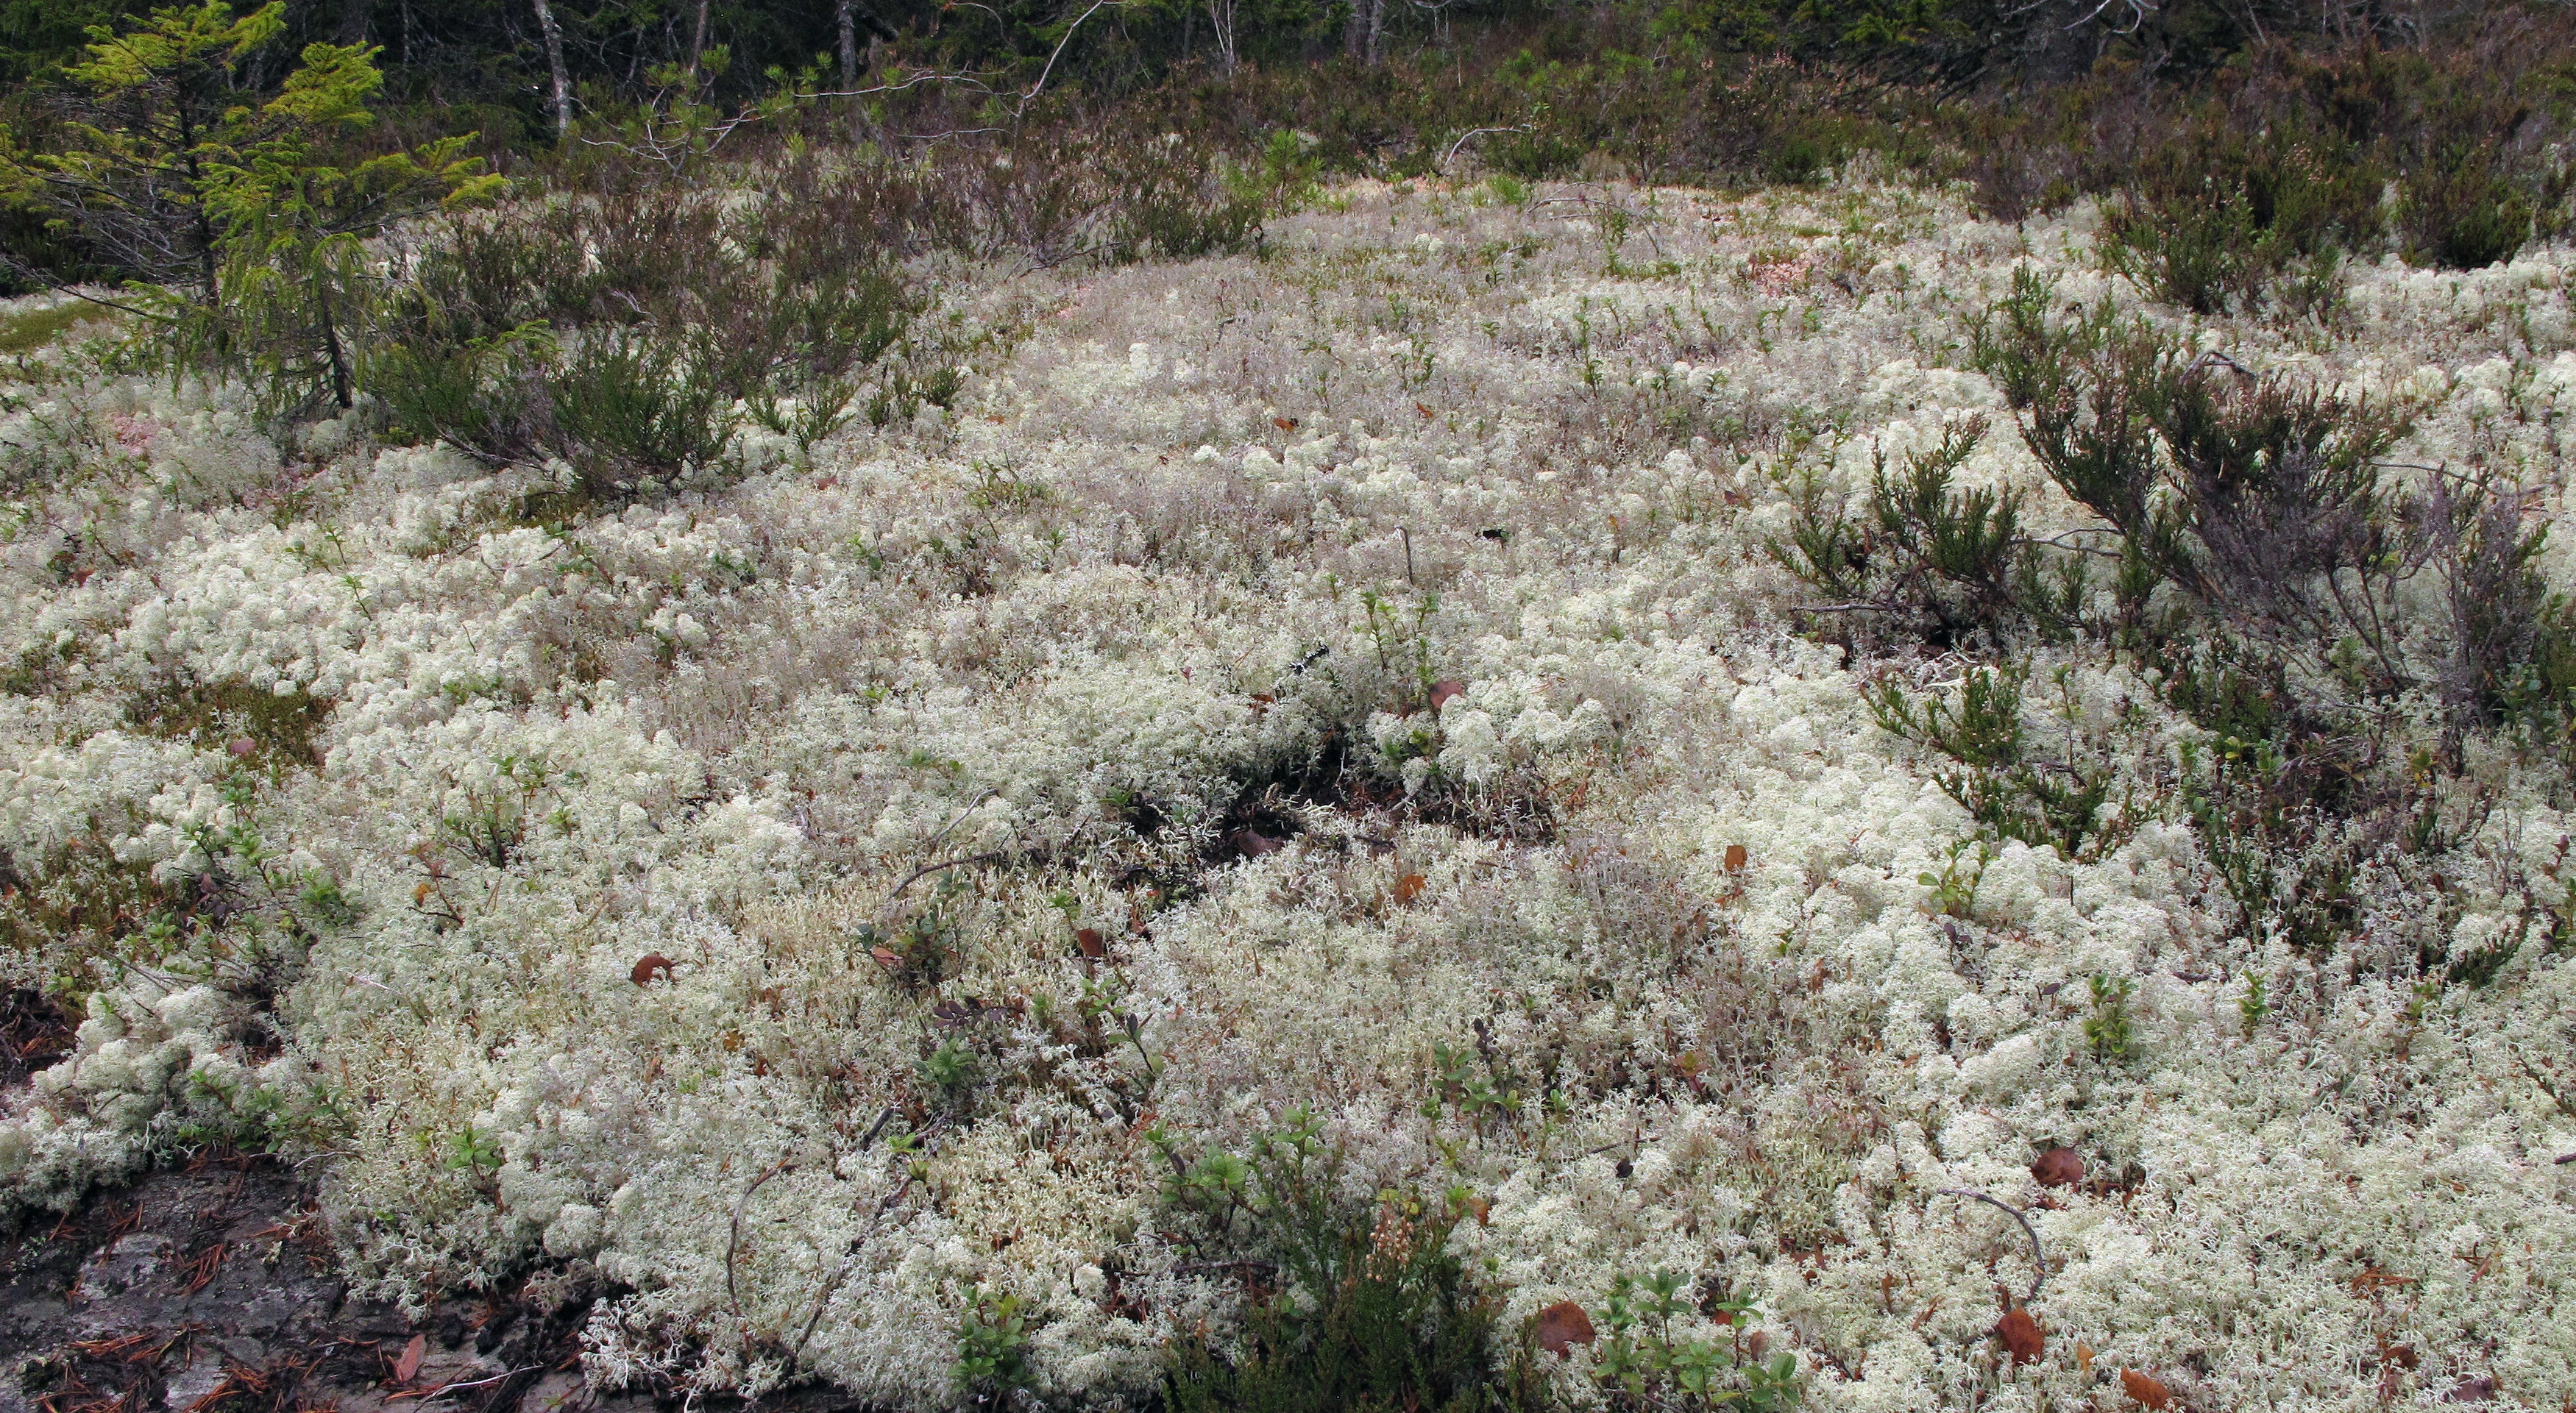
[4,175,2575,1409]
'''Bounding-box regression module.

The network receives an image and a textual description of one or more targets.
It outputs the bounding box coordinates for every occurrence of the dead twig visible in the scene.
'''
[1438,126,1530,174]
[1938,1187,2045,1303]
[726,1158,799,1328]
[882,850,1010,912]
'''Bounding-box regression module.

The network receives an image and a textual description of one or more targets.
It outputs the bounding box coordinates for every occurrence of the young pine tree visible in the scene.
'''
[0,1,497,411]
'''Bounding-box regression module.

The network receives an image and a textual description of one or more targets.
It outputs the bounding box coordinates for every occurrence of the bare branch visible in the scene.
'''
[726,1158,798,1328]
[1438,125,1530,174]
[1938,1187,2046,1303]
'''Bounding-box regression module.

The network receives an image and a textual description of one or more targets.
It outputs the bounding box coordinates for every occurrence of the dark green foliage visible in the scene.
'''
[1981,281,2419,668]
[2399,148,2535,271]
[2394,74,2545,270]
[365,324,545,461]
[1868,666,2126,860]
[1155,1110,1537,1413]
[1769,416,2057,649]
[1099,134,1269,261]
[363,155,936,500]
[542,330,734,495]
[2100,117,2381,313]
[1862,416,2023,637]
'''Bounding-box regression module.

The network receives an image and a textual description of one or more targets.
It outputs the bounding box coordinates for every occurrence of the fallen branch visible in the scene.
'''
[727,1158,798,1328]
[883,849,1011,911]
[792,1115,943,1362]
[1937,1187,2045,1303]
[386,1367,542,1401]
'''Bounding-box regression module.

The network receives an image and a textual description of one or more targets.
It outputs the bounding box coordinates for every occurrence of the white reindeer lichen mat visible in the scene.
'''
[4,174,2574,1409]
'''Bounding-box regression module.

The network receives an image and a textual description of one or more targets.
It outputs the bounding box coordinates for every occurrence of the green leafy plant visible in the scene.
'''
[2237,972,2270,1031]
[1425,1036,1521,1131]
[954,1284,1032,1397]
[2083,972,2135,1061]
[1914,838,1993,920]
[1593,1270,1800,1410]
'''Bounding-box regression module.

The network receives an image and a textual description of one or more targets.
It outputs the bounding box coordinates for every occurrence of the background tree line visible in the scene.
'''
[4,0,2568,424]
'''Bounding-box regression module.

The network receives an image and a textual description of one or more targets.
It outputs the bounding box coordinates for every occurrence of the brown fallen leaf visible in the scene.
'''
[1429,679,1468,711]
[1392,873,1427,905]
[1229,828,1282,857]
[1416,403,1435,419]
[1274,416,1299,431]
[2446,1375,2497,1403]
[2121,1368,2171,1409]
[227,737,258,758]
[2032,1147,2085,1188]
[1075,928,1107,960]
[1993,1307,2044,1364]
[1724,844,1749,872]
[1534,1300,1595,1356]
[393,1333,425,1384]
[869,946,901,969]
[631,954,675,986]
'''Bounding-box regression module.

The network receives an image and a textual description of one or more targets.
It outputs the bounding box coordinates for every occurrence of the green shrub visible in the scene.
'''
[2100,118,2381,314]
[953,1285,1032,1399]
[2399,154,2533,271]
[1593,1270,1800,1411]
[1156,1109,1536,1413]
[542,329,735,498]
[1868,666,2126,861]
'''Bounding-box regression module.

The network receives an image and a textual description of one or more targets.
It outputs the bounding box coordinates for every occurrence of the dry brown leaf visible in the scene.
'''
[2032,1147,2085,1188]
[1274,416,1299,431]
[393,1333,425,1384]
[1075,928,1107,960]
[1534,1301,1595,1356]
[631,954,675,986]
[1724,844,1748,872]
[2121,1369,2171,1409]
[869,946,901,969]
[1429,679,1469,711]
[1392,873,1427,904]
[1416,403,1435,419]
[1994,1308,2044,1364]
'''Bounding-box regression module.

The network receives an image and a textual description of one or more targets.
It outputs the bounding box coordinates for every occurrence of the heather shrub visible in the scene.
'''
[2099,117,2382,314]
[542,330,737,496]
[1157,1111,1533,1413]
